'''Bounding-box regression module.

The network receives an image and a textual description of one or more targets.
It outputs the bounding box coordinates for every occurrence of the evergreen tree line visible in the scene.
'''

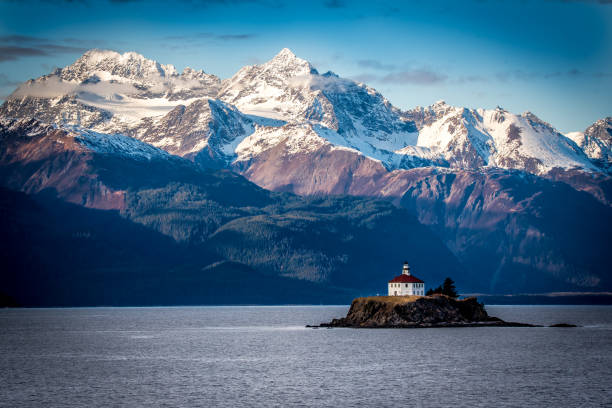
[426,277,459,298]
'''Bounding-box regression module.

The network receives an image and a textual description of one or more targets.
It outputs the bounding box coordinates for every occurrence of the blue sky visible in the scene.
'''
[0,0,611,133]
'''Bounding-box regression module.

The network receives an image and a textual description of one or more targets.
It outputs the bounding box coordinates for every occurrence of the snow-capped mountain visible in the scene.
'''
[130,98,254,168]
[1,49,220,134]
[2,48,607,178]
[0,116,174,161]
[409,102,595,174]
[218,48,417,162]
[1,48,611,296]
[0,116,186,209]
[566,117,612,170]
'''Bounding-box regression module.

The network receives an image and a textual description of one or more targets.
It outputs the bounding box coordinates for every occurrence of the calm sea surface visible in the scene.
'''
[1,305,611,407]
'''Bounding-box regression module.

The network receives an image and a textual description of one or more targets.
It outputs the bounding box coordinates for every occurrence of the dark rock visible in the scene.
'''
[549,323,578,328]
[316,295,538,328]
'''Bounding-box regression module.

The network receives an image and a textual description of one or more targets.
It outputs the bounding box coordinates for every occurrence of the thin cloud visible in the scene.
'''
[350,73,379,84]
[381,69,448,85]
[486,0,612,4]
[550,0,612,4]
[351,68,448,85]
[0,46,48,62]
[496,69,610,81]
[0,0,88,3]
[61,37,112,46]
[163,32,256,42]
[456,75,487,84]
[43,44,89,53]
[0,0,268,4]
[356,59,396,71]
[217,34,256,40]
[0,35,42,43]
[108,0,285,6]
[0,35,89,63]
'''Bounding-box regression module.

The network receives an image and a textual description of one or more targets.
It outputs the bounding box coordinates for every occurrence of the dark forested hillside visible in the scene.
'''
[0,171,465,306]
[2,117,610,306]
[0,188,356,305]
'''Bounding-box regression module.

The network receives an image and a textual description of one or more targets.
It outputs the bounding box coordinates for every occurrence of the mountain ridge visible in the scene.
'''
[1,48,611,301]
[2,48,609,176]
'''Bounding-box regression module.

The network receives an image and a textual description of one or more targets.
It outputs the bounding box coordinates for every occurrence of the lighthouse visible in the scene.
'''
[388,261,425,296]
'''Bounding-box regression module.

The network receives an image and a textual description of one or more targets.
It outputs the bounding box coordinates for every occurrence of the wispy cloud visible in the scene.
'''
[107,0,286,6]
[163,32,256,42]
[548,0,612,4]
[381,69,448,85]
[350,73,380,84]
[496,69,611,81]
[217,34,256,40]
[484,0,612,5]
[351,68,448,85]
[0,46,48,62]
[356,59,396,71]
[456,75,487,84]
[1,0,274,4]
[0,35,88,63]
[0,0,88,4]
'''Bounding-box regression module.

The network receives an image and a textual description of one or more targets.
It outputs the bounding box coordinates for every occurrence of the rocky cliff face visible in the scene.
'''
[320,295,530,328]
[130,98,254,167]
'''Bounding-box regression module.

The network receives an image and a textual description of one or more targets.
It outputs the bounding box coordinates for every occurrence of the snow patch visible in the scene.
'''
[64,125,172,160]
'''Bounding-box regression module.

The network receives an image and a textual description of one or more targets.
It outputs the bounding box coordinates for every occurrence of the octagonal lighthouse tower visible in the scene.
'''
[388,262,425,296]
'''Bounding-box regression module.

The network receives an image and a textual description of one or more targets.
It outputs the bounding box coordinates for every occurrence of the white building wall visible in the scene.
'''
[388,282,426,296]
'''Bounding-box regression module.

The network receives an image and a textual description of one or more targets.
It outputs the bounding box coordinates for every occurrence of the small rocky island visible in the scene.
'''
[315,295,537,328]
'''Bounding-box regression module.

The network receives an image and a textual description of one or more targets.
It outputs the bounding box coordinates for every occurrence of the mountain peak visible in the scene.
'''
[274,48,297,60]
[253,47,316,79]
[80,48,122,61]
[267,48,313,69]
[521,111,554,130]
[60,49,178,82]
[77,49,151,66]
[432,100,448,108]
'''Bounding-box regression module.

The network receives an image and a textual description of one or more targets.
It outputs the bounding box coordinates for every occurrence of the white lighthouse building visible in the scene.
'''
[388,262,425,296]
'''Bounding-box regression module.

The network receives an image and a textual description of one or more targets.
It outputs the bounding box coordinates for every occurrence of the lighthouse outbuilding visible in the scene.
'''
[388,262,425,296]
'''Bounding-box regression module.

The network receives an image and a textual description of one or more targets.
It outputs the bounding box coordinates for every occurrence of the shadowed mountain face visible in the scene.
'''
[0,188,362,306]
[229,135,612,293]
[397,168,612,293]
[1,48,611,303]
[0,120,465,306]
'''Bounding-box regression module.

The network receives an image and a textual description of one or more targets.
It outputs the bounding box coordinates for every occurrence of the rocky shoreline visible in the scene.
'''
[312,295,539,328]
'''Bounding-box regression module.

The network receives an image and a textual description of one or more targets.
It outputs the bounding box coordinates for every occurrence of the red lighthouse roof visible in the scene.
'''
[388,274,424,284]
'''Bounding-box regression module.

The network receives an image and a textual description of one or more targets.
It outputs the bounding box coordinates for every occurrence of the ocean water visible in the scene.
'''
[1,305,611,407]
